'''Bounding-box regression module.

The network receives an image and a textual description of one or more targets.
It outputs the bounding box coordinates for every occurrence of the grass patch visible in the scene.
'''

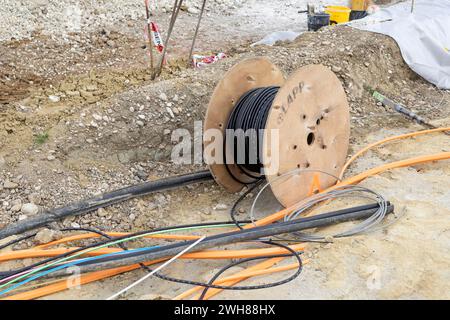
[35,132,49,145]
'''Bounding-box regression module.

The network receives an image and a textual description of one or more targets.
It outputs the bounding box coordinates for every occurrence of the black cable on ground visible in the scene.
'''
[55,204,394,275]
[0,233,36,251]
[0,170,213,241]
[197,240,303,299]
[230,180,265,230]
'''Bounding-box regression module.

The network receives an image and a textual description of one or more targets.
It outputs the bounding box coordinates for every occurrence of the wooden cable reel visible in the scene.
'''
[204,57,350,207]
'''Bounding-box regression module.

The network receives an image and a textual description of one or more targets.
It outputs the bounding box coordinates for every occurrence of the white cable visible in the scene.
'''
[106,236,206,300]
[250,169,389,241]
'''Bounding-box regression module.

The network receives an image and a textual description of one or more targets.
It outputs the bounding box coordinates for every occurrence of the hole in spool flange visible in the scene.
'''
[307,132,315,146]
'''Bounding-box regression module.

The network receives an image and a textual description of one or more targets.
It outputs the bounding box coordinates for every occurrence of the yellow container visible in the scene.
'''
[351,0,370,11]
[325,5,351,24]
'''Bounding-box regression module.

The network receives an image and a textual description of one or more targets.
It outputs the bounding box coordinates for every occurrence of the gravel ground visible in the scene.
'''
[0,0,245,41]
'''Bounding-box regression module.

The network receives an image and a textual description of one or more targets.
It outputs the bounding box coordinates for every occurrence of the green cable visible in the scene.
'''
[0,223,237,289]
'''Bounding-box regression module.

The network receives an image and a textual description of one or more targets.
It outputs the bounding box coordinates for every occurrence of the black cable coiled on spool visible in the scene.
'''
[224,86,279,183]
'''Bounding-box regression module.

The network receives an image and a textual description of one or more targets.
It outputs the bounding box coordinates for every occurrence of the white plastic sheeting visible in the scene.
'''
[351,0,450,89]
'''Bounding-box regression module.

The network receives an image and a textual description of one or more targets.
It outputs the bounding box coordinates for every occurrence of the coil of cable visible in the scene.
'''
[224,86,279,183]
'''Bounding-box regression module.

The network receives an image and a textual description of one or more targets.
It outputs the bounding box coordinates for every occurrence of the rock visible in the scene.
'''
[86,84,98,92]
[166,107,175,118]
[97,208,108,217]
[4,180,18,189]
[48,95,61,103]
[18,215,28,221]
[331,66,342,73]
[159,92,168,101]
[214,203,228,211]
[86,138,94,144]
[11,203,22,212]
[71,222,81,228]
[136,170,147,180]
[47,155,56,161]
[28,193,42,205]
[21,203,39,215]
[35,228,60,244]
[136,120,144,127]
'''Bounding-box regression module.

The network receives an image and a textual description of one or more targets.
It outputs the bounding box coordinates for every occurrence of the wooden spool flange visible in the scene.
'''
[204,58,350,207]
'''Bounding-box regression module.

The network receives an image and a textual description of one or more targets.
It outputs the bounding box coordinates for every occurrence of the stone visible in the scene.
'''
[4,180,18,189]
[214,203,228,211]
[166,107,175,118]
[47,155,56,161]
[97,208,108,217]
[159,92,168,101]
[331,66,342,73]
[35,228,60,244]
[48,95,61,103]
[28,193,42,205]
[71,222,81,228]
[11,203,22,212]
[21,203,39,215]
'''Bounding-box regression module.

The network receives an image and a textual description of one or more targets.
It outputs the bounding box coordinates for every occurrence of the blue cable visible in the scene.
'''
[0,245,160,297]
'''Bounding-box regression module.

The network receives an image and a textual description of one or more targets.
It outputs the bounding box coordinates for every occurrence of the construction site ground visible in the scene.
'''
[0,0,449,300]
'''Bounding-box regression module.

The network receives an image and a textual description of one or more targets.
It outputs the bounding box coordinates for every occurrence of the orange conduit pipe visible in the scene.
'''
[0,244,305,263]
[1,245,305,300]
[1,261,160,300]
[339,126,450,179]
[35,233,201,249]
